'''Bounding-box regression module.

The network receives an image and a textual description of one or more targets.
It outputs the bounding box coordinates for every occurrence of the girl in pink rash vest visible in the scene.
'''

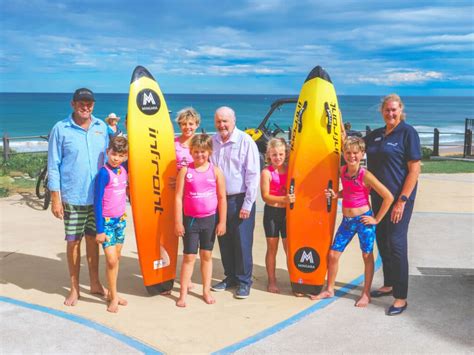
[260,138,295,294]
[312,137,393,308]
[174,107,201,171]
[174,134,227,307]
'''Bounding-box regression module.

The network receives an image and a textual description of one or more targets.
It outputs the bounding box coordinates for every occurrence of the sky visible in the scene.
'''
[1,0,473,95]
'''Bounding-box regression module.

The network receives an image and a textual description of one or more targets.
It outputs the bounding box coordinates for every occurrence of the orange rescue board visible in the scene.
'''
[287,65,341,295]
[127,66,178,295]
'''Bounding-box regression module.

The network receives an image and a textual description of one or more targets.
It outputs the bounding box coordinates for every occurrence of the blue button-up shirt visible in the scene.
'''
[211,128,260,211]
[48,114,108,206]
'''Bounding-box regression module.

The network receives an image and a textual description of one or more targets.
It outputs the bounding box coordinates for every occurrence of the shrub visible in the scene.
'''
[1,152,47,178]
[421,147,433,160]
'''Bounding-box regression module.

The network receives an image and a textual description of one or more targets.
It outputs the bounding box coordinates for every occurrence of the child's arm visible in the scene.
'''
[94,168,110,244]
[174,167,186,238]
[260,169,294,205]
[214,167,227,237]
[361,171,394,225]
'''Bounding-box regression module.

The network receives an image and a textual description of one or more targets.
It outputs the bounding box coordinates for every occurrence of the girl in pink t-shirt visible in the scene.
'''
[260,138,295,294]
[313,137,393,307]
[174,134,227,307]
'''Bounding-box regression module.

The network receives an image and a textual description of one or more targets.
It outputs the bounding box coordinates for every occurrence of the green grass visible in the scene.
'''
[421,159,474,173]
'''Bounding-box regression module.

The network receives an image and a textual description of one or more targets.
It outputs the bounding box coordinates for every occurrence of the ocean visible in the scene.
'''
[1,93,473,152]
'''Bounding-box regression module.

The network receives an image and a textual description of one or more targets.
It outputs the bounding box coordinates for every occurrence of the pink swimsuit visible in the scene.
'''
[183,162,218,218]
[266,165,287,197]
[341,165,371,208]
[175,137,193,170]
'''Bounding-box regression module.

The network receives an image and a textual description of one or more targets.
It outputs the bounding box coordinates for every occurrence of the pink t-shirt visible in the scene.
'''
[102,165,128,217]
[183,162,218,218]
[266,165,287,197]
[341,166,371,208]
[175,137,193,170]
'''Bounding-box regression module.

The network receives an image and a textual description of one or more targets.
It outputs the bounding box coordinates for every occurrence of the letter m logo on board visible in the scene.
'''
[143,92,156,106]
[300,250,314,264]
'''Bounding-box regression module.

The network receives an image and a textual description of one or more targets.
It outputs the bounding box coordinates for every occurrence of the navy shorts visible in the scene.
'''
[183,214,216,254]
[263,205,287,238]
[331,210,376,254]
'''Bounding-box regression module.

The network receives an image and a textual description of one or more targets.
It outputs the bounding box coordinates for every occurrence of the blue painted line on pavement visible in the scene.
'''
[0,296,161,355]
[213,256,382,354]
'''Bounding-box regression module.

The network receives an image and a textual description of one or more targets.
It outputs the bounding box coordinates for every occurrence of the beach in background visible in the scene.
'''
[1,93,472,154]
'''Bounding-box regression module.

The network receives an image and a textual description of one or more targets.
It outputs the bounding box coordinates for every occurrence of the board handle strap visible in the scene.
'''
[297,101,307,133]
[325,102,332,134]
[327,180,333,212]
[289,178,295,210]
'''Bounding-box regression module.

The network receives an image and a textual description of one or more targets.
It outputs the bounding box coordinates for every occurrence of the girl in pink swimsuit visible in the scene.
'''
[313,137,393,307]
[260,138,295,294]
[174,134,227,307]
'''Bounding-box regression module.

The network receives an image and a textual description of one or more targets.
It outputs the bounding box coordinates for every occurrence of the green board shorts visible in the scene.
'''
[63,203,96,242]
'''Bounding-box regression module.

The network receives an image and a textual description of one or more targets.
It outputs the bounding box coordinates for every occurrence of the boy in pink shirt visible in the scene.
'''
[94,136,128,313]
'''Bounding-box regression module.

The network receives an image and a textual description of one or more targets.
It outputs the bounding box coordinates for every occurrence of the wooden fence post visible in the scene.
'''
[432,128,440,156]
[2,134,9,161]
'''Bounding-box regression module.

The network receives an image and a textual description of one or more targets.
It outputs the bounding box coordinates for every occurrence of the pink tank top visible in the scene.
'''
[266,165,287,197]
[175,137,193,170]
[102,165,128,217]
[341,166,371,208]
[183,162,218,218]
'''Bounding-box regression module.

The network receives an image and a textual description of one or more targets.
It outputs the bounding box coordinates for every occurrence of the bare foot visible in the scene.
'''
[309,289,334,301]
[90,283,106,296]
[203,293,216,305]
[64,289,80,306]
[103,290,127,306]
[355,293,370,307]
[267,282,280,294]
[176,298,186,307]
[107,298,119,313]
[160,290,172,296]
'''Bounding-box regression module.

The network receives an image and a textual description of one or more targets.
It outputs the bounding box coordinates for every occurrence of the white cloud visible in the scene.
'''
[355,70,444,85]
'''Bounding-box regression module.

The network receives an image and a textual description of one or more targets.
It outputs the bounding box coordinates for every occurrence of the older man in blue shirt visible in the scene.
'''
[210,106,260,299]
[48,88,108,306]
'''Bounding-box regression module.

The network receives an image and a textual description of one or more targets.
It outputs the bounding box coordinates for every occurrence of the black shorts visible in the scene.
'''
[183,214,216,254]
[263,205,287,238]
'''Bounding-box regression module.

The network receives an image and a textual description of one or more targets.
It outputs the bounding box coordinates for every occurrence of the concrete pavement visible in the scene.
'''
[1,173,473,354]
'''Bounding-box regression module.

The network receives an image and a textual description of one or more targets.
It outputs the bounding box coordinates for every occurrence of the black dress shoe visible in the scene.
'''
[370,289,393,298]
[387,303,408,316]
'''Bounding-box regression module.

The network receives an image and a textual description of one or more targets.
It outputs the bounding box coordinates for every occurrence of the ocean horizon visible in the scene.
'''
[1,93,473,152]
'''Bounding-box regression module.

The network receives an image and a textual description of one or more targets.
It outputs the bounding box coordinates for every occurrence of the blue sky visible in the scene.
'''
[1,0,473,95]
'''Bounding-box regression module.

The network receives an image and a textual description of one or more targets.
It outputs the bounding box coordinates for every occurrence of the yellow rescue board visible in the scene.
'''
[287,65,342,295]
[127,66,178,295]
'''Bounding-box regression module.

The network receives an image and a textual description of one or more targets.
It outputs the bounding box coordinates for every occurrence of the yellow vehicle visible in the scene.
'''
[245,97,297,163]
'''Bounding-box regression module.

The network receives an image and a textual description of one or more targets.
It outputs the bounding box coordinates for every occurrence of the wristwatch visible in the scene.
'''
[399,195,408,203]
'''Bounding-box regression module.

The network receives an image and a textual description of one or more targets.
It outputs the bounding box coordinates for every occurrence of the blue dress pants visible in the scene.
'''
[372,196,414,299]
[217,193,256,286]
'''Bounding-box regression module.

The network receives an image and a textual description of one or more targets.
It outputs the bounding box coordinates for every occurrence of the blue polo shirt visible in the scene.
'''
[365,120,421,201]
[48,114,108,206]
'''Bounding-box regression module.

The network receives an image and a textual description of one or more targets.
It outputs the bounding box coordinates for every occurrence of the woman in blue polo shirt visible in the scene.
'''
[365,94,421,316]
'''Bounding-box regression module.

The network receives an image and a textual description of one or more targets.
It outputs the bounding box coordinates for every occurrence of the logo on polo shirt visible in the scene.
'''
[136,89,160,115]
[387,142,399,147]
